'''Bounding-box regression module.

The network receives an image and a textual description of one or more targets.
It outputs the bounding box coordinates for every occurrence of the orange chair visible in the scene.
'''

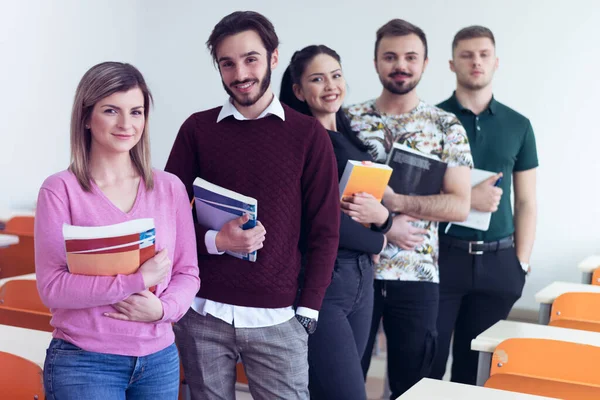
[484,338,600,399]
[236,362,249,384]
[549,292,600,332]
[0,279,52,332]
[0,351,45,399]
[592,268,600,286]
[3,216,35,236]
[0,216,36,279]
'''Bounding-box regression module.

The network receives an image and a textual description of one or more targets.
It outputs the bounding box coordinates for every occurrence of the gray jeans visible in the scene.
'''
[174,309,309,400]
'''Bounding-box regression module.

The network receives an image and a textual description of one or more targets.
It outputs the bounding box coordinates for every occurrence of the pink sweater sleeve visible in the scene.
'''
[156,182,200,323]
[35,187,146,309]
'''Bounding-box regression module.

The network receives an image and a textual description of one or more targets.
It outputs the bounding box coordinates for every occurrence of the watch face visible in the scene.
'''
[307,319,317,334]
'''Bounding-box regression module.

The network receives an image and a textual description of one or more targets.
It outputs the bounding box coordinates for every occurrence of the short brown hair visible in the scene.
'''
[452,26,496,53]
[69,62,154,192]
[375,19,428,60]
[206,11,279,64]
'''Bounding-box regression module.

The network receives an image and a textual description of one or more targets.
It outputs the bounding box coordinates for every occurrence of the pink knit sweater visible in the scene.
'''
[34,169,200,356]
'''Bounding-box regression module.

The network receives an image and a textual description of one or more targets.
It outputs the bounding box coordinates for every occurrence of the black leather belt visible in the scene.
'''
[441,235,514,255]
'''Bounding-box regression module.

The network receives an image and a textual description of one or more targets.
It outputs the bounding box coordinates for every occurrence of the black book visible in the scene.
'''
[386,143,447,196]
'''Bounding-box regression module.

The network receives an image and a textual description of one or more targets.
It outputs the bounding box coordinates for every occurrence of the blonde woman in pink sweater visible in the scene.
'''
[34,62,200,399]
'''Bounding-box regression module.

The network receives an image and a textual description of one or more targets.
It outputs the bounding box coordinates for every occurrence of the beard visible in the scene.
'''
[222,63,272,107]
[380,71,421,95]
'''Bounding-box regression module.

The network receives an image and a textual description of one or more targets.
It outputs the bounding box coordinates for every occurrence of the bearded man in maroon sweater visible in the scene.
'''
[165,11,340,400]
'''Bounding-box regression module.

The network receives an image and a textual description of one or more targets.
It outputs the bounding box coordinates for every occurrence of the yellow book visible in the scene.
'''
[339,160,392,201]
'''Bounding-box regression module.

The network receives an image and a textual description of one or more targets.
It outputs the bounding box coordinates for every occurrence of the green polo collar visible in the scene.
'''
[449,91,497,116]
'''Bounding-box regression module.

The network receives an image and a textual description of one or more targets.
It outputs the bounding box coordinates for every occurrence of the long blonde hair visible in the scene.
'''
[69,62,154,191]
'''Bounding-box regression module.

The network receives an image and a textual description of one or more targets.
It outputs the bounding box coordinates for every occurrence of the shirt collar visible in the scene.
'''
[450,91,497,115]
[216,94,286,123]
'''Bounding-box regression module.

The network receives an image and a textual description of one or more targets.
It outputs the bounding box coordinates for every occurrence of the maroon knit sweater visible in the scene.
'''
[165,104,340,311]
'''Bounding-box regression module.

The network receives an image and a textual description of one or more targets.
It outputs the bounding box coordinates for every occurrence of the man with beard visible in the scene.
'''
[345,19,473,398]
[165,11,339,400]
[430,26,538,385]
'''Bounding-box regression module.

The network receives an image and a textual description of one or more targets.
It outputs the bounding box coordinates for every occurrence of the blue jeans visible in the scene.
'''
[44,339,180,400]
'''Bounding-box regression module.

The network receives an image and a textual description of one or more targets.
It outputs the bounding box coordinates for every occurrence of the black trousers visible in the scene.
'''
[308,254,374,400]
[362,280,439,399]
[430,238,526,384]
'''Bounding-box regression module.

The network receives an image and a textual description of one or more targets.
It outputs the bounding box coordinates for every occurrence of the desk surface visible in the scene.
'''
[0,208,35,223]
[578,255,600,272]
[0,233,19,247]
[0,272,36,287]
[471,320,600,353]
[0,324,52,368]
[535,281,600,304]
[398,378,556,399]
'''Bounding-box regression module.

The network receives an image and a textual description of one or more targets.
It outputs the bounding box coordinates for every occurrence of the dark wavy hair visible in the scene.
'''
[279,45,369,152]
[206,11,279,65]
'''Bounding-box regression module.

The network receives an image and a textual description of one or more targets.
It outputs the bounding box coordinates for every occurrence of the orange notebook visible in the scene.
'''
[339,160,392,201]
[63,218,157,291]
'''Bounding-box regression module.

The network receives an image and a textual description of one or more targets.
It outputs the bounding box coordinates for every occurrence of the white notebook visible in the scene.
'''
[451,169,497,231]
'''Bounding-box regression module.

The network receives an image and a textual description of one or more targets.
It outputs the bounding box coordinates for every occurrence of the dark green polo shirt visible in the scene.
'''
[438,92,538,242]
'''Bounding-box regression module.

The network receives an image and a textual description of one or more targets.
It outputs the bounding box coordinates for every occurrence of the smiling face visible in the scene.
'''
[216,29,278,108]
[293,53,346,119]
[87,87,145,156]
[375,34,428,96]
[450,37,498,91]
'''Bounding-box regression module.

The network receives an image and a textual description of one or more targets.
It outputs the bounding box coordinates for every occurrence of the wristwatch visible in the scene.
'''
[520,261,531,275]
[295,314,317,334]
[372,210,393,234]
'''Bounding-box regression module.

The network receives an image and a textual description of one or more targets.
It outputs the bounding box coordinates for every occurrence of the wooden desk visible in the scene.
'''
[0,233,19,248]
[578,255,600,284]
[0,324,52,368]
[398,378,556,399]
[535,281,600,324]
[0,273,36,288]
[471,320,600,386]
[0,209,35,223]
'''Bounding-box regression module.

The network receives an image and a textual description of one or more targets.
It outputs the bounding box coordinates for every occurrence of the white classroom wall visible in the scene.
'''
[1,0,599,311]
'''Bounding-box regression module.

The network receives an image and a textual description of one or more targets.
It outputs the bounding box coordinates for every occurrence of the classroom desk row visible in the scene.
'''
[0,324,52,368]
[0,208,35,223]
[0,272,36,287]
[472,320,600,386]
[535,280,600,324]
[0,233,19,248]
[398,378,555,399]
[578,255,600,284]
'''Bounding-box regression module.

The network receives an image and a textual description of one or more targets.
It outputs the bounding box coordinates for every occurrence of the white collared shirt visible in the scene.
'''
[215,94,286,122]
[192,95,318,328]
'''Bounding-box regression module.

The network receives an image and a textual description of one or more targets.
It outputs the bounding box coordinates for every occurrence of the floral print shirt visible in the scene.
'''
[346,99,473,282]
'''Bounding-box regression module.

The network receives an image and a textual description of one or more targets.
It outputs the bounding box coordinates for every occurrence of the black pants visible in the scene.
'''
[308,254,374,400]
[361,280,439,399]
[430,238,526,384]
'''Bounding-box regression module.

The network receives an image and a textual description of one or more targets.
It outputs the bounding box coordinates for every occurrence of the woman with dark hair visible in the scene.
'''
[280,46,392,400]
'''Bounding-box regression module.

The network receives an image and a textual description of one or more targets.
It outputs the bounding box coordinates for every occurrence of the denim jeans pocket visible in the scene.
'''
[419,330,438,377]
[49,338,85,355]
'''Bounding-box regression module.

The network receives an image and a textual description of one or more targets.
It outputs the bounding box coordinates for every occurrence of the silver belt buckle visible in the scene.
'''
[469,241,485,255]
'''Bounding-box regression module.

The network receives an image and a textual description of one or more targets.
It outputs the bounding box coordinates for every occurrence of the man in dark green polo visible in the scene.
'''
[430,26,538,385]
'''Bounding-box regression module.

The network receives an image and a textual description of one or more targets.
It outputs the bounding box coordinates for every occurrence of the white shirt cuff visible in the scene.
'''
[205,230,225,255]
[296,307,319,321]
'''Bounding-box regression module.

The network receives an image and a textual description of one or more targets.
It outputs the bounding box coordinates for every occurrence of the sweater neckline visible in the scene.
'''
[90,177,144,217]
